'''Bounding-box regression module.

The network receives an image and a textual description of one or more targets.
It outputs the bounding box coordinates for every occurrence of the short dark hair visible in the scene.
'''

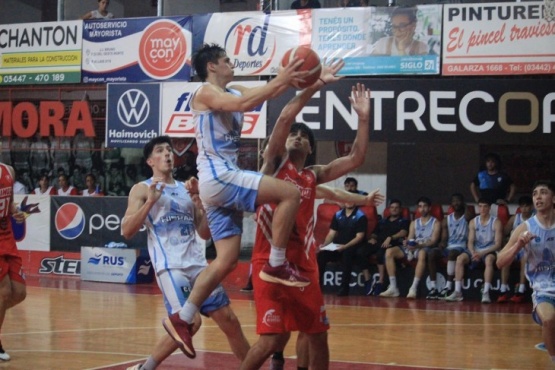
[451,193,465,203]
[477,197,492,206]
[390,198,402,207]
[518,195,533,206]
[192,43,227,82]
[86,173,97,182]
[290,123,315,151]
[143,136,173,160]
[391,7,418,24]
[484,152,501,166]
[416,196,431,206]
[344,177,358,186]
[533,179,555,195]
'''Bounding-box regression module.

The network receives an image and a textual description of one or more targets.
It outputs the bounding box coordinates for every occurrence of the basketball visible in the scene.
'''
[280,46,322,89]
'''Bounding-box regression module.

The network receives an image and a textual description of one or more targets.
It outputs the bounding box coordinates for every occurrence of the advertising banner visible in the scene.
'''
[312,6,441,75]
[82,17,192,83]
[19,250,81,277]
[0,20,82,85]
[160,81,267,138]
[49,196,147,252]
[267,78,555,144]
[193,11,309,76]
[442,2,555,75]
[106,83,161,148]
[13,194,50,251]
[81,246,152,283]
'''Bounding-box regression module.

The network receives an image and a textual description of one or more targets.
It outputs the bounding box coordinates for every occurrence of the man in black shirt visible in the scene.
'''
[470,152,515,205]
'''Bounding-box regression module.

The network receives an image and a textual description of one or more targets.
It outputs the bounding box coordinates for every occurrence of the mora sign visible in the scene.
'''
[0,100,95,138]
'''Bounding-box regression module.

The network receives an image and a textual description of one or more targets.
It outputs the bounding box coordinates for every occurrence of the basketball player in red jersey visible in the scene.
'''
[240,61,375,370]
[0,162,27,361]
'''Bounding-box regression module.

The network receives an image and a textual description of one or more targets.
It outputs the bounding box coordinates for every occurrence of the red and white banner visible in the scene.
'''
[442,2,555,75]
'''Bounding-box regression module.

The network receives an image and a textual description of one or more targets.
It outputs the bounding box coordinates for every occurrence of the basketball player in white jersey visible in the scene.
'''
[497,180,555,365]
[122,136,249,369]
[162,43,310,357]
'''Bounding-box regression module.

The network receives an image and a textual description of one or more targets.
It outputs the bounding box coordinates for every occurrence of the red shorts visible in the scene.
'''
[252,262,329,335]
[0,255,25,285]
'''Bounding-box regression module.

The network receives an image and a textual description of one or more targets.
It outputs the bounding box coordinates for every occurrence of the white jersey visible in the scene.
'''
[193,84,244,185]
[142,179,207,273]
[525,216,555,299]
[446,213,468,250]
[473,215,497,250]
[414,216,437,244]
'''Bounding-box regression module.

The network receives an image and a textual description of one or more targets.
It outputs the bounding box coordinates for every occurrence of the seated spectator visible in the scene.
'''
[317,195,368,296]
[81,0,113,20]
[364,199,409,296]
[338,0,361,6]
[81,173,105,197]
[344,176,368,195]
[13,170,28,195]
[435,193,472,299]
[290,0,321,9]
[497,195,534,303]
[445,199,503,303]
[57,174,79,196]
[380,197,440,298]
[31,174,57,195]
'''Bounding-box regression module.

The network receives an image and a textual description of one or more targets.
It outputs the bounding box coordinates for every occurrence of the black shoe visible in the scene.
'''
[364,280,373,296]
[426,288,439,300]
[240,281,253,292]
[371,282,383,296]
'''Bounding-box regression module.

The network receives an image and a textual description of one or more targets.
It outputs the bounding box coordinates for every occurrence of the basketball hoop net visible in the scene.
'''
[545,0,555,22]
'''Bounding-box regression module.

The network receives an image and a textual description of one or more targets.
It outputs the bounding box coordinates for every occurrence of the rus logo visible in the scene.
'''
[55,203,86,240]
[138,19,187,80]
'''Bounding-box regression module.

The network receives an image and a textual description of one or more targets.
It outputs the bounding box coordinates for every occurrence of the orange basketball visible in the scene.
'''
[280,46,322,89]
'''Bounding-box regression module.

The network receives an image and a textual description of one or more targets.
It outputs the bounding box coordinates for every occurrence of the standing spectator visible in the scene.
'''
[435,193,472,299]
[445,199,503,303]
[497,195,534,303]
[470,152,515,205]
[317,195,369,296]
[344,176,368,195]
[81,174,104,196]
[81,0,113,19]
[29,134,51,182]
[497,180,555,365]
[51,137,72,177]
[57,174,79,196]
[290,0,321,9]
[10,137,30,180]
[31,174,57,195]
[365,199,409,296]
[0,162,27,361]
[73,132,94,175]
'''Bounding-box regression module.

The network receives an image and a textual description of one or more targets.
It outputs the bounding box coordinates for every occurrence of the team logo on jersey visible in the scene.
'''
[55,203,86,240]
[117,89,150,128]
[139,19,187,80]
[224,15,276,75]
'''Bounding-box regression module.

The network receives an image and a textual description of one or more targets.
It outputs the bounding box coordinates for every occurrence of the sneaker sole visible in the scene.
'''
[162,318,196,359]
[258,271,310,287]
[0,354,10,361]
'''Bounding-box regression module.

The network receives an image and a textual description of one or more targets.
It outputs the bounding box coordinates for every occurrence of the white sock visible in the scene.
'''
[268,246,286,267]
[178,301,198,324]
[447,261,455,276]
[141,356,158,370]
[455,280,462,293]
[411,277,420,290]
[389,277,397,289]
[430,280,436,289]
[483,283,491,293]
[519,284,526,293]
[446,281,453,290]
[500,284,509,293]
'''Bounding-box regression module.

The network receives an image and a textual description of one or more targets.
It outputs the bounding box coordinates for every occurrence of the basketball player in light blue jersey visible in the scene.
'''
[122,136,250,368]
[163,43,312,357]
[436,193,472,299]
[498,180,555,365]
[497,195,534,303]
[445,198,503,303]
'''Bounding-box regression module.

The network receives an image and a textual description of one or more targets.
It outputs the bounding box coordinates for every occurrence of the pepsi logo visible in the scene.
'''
[55,203,86,240]
[138,20,187,79]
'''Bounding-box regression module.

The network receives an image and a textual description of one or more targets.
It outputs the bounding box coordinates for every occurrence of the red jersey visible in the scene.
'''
[252,158,318,272]
[0,163,18,255]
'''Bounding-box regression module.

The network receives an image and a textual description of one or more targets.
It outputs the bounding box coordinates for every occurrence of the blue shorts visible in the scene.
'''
[156,267,230,317]
[443,246,466,257]
[199,169,262,241]
[532,294,555,325]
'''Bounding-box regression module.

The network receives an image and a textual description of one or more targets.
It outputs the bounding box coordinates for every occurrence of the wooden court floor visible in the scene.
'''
[0,275,551,370]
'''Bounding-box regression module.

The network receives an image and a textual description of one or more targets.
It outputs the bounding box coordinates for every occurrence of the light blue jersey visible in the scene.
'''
[473,215,497,250]
[141,179,206,273]
[446,213,468,250]
[525,216,555,300]
[414,216,437,244]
